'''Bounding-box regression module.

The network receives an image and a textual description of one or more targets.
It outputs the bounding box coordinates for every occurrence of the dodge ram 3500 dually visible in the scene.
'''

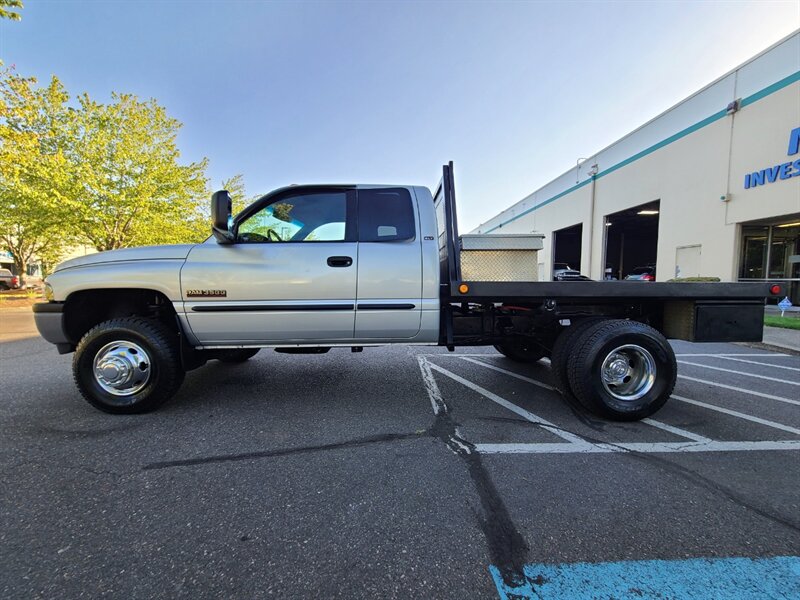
[34,163,782,419]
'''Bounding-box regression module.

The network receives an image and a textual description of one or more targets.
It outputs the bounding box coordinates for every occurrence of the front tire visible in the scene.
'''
[566,319,676,421]
[73,317,184,414]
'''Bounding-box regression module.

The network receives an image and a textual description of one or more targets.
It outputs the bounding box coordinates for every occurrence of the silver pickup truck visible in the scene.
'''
[34,163,782,419]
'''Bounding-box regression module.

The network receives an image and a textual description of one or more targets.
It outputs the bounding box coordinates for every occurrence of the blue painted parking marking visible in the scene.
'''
[490,556,800,599]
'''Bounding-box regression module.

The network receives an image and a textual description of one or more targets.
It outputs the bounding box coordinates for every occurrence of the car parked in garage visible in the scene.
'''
[553,262,589,281]
[625,266,657,281]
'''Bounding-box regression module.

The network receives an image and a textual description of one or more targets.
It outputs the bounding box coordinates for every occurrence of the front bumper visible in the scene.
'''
[32,302,71,351]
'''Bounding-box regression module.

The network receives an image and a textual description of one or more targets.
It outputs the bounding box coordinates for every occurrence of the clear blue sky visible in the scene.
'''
[1,1,798,232]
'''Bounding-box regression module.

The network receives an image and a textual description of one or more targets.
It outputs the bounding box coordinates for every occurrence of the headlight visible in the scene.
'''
[43,283,54,302]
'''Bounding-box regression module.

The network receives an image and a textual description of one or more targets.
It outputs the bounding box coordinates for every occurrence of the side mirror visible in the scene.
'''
[211,190,234,244]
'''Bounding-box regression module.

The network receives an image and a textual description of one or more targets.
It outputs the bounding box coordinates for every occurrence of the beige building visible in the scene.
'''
[474,32,800,304]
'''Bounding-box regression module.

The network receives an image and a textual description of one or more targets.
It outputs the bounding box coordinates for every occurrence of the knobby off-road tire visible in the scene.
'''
[566,319,677,421]
[216,348,260,363]
[73,317,185,414]
[549,317,605,401]
[493,340,546,363]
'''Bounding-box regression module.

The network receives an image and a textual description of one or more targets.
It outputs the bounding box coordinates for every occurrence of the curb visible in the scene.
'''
[738,341,800,356]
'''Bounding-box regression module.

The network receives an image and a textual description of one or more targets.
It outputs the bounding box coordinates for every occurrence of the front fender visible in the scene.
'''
[47,260,185,302]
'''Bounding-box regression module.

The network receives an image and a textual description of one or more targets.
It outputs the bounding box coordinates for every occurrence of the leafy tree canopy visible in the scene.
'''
[0,0,23,21]
[220,174,248,216]
[68,92,209,251]
[1,64,212,282]
[0,66,78,280]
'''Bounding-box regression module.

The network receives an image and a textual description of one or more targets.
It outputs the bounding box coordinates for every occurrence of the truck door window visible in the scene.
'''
[237,192,349,243]
[357,188,415,242]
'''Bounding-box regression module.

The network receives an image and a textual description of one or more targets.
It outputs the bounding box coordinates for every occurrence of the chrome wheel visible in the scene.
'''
[92,340,152,396]
[600,344,656,401]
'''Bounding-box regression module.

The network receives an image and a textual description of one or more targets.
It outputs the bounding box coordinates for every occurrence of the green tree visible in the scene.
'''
[1,66,212,279]
[219,174,269,216]
[0,67,78,284]
[68,93,209,251]
[220,174,248,215]
[0,0,23,21]
[271,202,294,222]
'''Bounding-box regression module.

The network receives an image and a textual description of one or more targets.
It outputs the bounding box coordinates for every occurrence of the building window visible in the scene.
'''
[770,224,800,280]
[739,221,800,304]
[739,226,769,279]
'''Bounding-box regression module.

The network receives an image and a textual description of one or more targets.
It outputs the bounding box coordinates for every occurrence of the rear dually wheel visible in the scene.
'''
[566,319,677,421]
[549,317,605,401]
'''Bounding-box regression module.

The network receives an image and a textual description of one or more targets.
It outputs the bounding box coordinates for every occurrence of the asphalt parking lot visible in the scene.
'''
[1,309,799,599]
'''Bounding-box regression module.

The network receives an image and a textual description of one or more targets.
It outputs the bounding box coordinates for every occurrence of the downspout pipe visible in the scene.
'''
[587,169,598,278]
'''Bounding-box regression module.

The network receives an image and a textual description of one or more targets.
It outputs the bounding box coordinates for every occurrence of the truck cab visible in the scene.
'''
[180,185,440,346]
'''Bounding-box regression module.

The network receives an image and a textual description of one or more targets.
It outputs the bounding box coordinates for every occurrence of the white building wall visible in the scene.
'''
[594,116,736,281]
[727,83,800,225]
[475,31,800,283]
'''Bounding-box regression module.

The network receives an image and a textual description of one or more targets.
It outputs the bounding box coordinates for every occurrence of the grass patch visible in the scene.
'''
[765,315,800,330]
[0,290,41,308]
[666,277,721,282]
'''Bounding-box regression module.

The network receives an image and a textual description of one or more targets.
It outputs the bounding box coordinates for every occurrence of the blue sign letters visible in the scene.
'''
[789,126,800,156]
[744,126,800,189]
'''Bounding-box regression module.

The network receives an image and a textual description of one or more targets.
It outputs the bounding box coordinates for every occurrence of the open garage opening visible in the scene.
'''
[552,223,583,280]
[604,201,660,281]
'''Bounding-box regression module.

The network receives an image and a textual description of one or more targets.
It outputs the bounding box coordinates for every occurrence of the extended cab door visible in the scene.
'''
[182,188,358,344]
[354,187,422,339]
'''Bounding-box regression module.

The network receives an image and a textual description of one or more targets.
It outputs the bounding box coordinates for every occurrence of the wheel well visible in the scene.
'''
[63,289,180,344]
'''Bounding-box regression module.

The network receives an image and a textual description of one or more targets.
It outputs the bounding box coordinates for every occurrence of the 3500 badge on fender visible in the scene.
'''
[186,289,227,297]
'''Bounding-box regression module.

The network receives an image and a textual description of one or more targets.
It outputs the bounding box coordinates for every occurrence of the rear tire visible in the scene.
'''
[566,319,676,421]
[549,318,604,400]
[493,340,545,363]
[73,317,184,414]
[216,348,260,363]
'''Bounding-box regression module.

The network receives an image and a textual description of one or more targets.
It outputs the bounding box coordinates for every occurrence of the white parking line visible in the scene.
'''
[457,356,800,439]
[476,442,614,454]
[678,360,800,386]
[416,355,447,416]
[641,419,712,442]
[424,353,791,358]
[458,357,556,391]
[420,353,497,357]
[677,375,800,406]
[419,351,800,457]
[474,440,800,454]
[458,356,800,436]
[670,394,800,436]
[674,353,789,357]
[716,355,800,373]
[426,361,588,445]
